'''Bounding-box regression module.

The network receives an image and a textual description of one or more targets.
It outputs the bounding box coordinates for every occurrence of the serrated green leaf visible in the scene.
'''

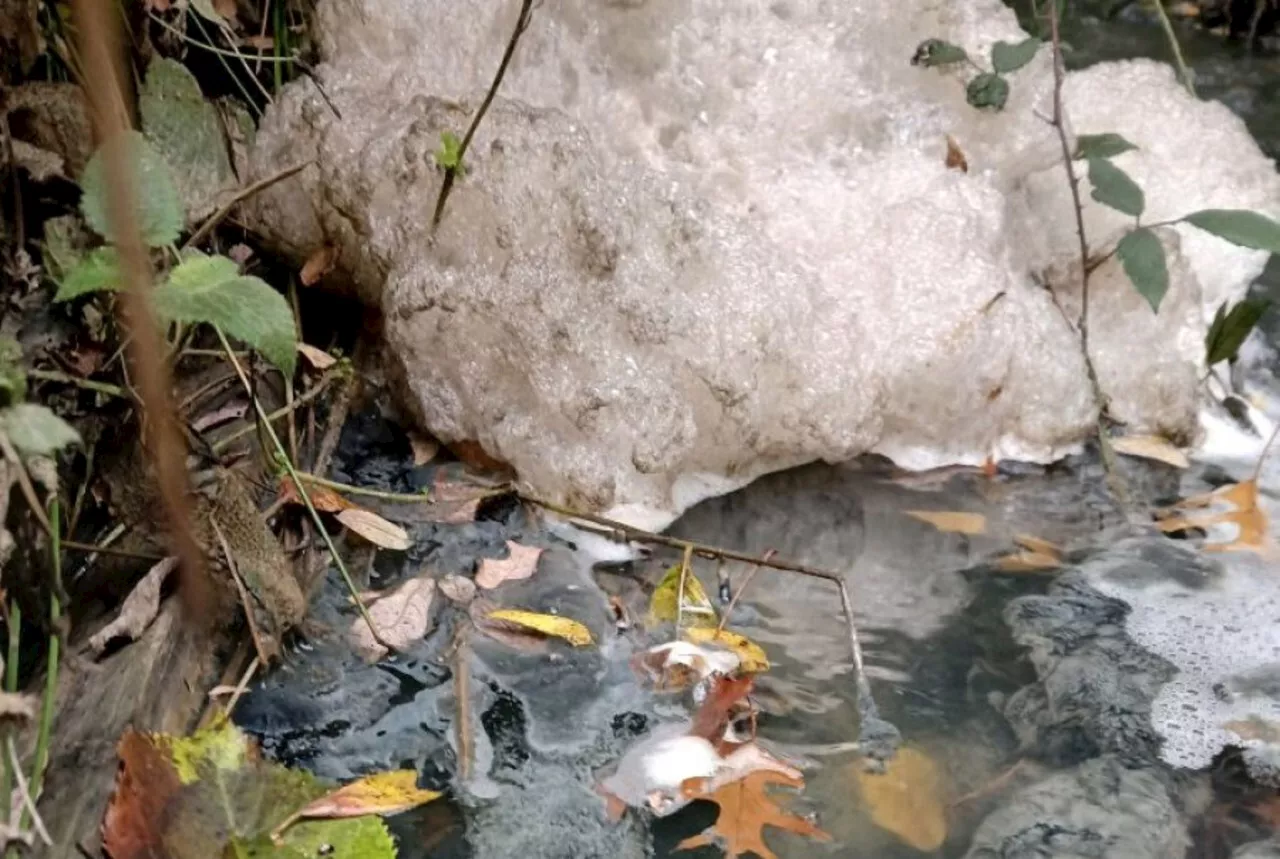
[1117,228,1169,312]
[42,215,83,282]
[1073,132,1138,160]
[1206,297,1269,366]
[966,73,1010,110]
[1183,209,1280,254]
[152,253,297,375]
[80,129,183,248]
[0,403,80,456]
[53,247,123,302]
[911,39,969,67]
[1087,157,1144,217]
[991,38,1040,74]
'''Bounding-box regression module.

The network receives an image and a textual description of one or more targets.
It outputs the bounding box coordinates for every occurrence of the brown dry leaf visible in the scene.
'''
[677,769,831,859]
[272,770,440,841]
[904,510,986,536]
[855,745,948,851]
[347,576,436,662]
[410,433,440,466]
[995,550,1061,573]
[446,439,513,474]
[945,135,968,172]
[336,508,412,551]
[475,540,543,589]
[191,400,248,432]
[1224,716,1280,744]
[241,34,275,50]
[1156,479,1267,553]
[1012,534,1061,555]
[102,730,183,859]
[89,557,180,655]
[1111,434,1190,469]
[296,342,337,370]
[689,674,754,744]
[299,244,338,286]
[278,475,352,513]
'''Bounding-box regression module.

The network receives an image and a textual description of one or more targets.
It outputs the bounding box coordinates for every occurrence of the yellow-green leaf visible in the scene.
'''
[485,608,594,646]
[648,563,717,627]
[153,720,251,785]
[684,627,771,673]
[855,746,948,851]
[272,770,440,843]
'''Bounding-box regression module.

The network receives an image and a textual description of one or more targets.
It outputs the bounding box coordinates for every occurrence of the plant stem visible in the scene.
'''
[183,160,311,250]
[430,0,535,229]
[1150,0,1196,96]
[213,328,385,645]
[294,471,435,503]
[674,544,692,640]
[26,369,128,399]
[210,368,337,452]
[19,501,62,836]
[1,600,20,826]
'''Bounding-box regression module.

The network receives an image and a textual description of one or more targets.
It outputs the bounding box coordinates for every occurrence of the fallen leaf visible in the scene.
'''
[446,439,512,474]
[296,342,337,370]
[191,400,248,432]
[278,475,352,513]
[1169,1,1200,17]
[854,746,948,851]
[102,731,183,859]
[636,640,741,689]
[904,510,986,535]
[240,34,275,50]
[475,540,543,589]
[439,573,476,605]
[336,508,412,550]
[1012,534,1061,555]
[678,769,830,859]
[995,550,1061,572]
[649,563,717,628]
[685,628,770,673]
[409,433,439,465]
[945,134,968,172]
[272,770,440,842]
[690,674,755,743]
[1224,716,1280,744]
[483,608,593,646]
[470,598,551,654]
[89,556,179,655]
[348,576,437,662]
[1156,479,1267,553]
[300,244,338,285]
[1112,434,1190,469]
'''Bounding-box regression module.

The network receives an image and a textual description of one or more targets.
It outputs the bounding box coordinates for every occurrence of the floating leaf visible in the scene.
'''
[649,562,717,627]
[677,769,831,859]
[336,507,412,550]
[89,556,179,655]
[1117,227,1169,311]
[966,73,1009,110]
[152,252,297,376]
[475,540,543,589]
[1111,434,1189,468]
[299,244,338,286]
[855,746,948,851]
[944,135,968,172]
[272,770,440,842]
[991,37,1040,74]
[1156,479,1267,553]
[1183,209,1280,254]
[1073,133,1138,160]
[0,402,81,456]
[685,627,770,673]
[995,550,1061,572]
[53,247,122,301]
[1088,157,1144,217]
[80,129,183,248]
[348,576,436,662]
[911,39,968,67]
[904,510,986,535]
[1206,298,1269,367]
[484,608,593,646]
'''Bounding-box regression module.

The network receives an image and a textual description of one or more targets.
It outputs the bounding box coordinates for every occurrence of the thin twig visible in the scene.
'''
[223,655,260,719]
[186,11,273,114]
[26,369,128,399]
[147,11,297,64]
[7,739,50,848]
[715,549,775,636]
[674,544,693,640]
[1149,0,1196,96]
[183,160,312,250]
[294,471,434,503]
[430,0,535,229]
[63,539,164,561]
[1,601,19,827]
[210,368,337,452]
[1252,416,1280,483]
[453,623,473,782]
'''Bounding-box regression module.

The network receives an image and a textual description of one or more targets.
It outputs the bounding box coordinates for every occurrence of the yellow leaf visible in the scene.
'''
[996,551,1061,572]
[685,627,771,673]
[649,563,717,628]
[904,510,986,536]
[855,746,948,851]
[336,508,412,551]
[152,720,251,785]
[1012,534,1061,555]
[485,608,594,646]
[274,770,440,840]
[1111,434,1189,469]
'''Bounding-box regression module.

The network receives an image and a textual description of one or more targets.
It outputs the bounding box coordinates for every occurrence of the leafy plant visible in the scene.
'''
[53,131,297,375]
[912,37,1041,111]
[434,130,465,176]
[0,338,80,458]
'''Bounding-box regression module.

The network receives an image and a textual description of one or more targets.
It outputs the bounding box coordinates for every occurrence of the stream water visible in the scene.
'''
[232,4,1280,857]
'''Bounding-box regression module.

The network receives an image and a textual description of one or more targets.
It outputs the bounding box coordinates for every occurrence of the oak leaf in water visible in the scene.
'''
[475,540,543,589]
[904,510,986,535]
[677,769,830,859]
[1156,479,1268,553]
[945,135,968,172]
[348,576,437,662]
[855,745,948,851]
[271,770,440,842]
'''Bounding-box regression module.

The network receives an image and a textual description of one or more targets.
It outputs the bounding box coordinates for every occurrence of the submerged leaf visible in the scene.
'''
[0,403,81,456]
[991,37,1040,73]
[475,540,543,589]
[1074,132,1138,160]
[80,129,183,247]
[649,563,717,627]
[966,73,1009,110]
[904,510,986,535]
[855,746,948,851]
[1088,157,1144,217]
[678,769,831,859]
[1184,209,1280,254]
[1205,297,1269,366]
[685,627,770,673]
[1116,227,1169,311]
[484,608,593,646]
[1156,479,1267,553]
[348,576,436,662]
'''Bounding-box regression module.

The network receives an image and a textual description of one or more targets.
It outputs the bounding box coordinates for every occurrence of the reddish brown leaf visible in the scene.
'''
[945,135,968,172]
[299,244,338,286]
[102,730,183,859]
[278,475,351,513]
[677,769,830,859]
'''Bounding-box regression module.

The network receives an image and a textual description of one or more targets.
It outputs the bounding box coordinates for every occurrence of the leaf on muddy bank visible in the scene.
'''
[1156,479,1267,553]
[944,135,968,172]
[336,507,412,550]
[348,576,437,662]
[278,475,352,513]
[649,563,717,628]
[89,556,180,655]
[854,745,948,852]
[483,608,593,647]
[1111,434,1189,468]
[677,769,830,859]
[296,342,337,370]
[904,510,986,535]
[299,244,338,286]
[272,770,440,841]
[685,628,770,674]
[475,540,543,589]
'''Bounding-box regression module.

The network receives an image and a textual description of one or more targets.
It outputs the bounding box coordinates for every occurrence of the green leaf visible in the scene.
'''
[80,129,183,248]
[435,130,465,175]
[152,253,297,376]
[966,73,1010,110]
[911,39,969,67]
[53,247,123,302]
[1116,228,1169,312]
[1073,132,1138,160]
[1183,209,1280,254]
[991,38,1040,74]
[0,403,81,456]
[1087,157,1144,217]
[1205,297,1269,366]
